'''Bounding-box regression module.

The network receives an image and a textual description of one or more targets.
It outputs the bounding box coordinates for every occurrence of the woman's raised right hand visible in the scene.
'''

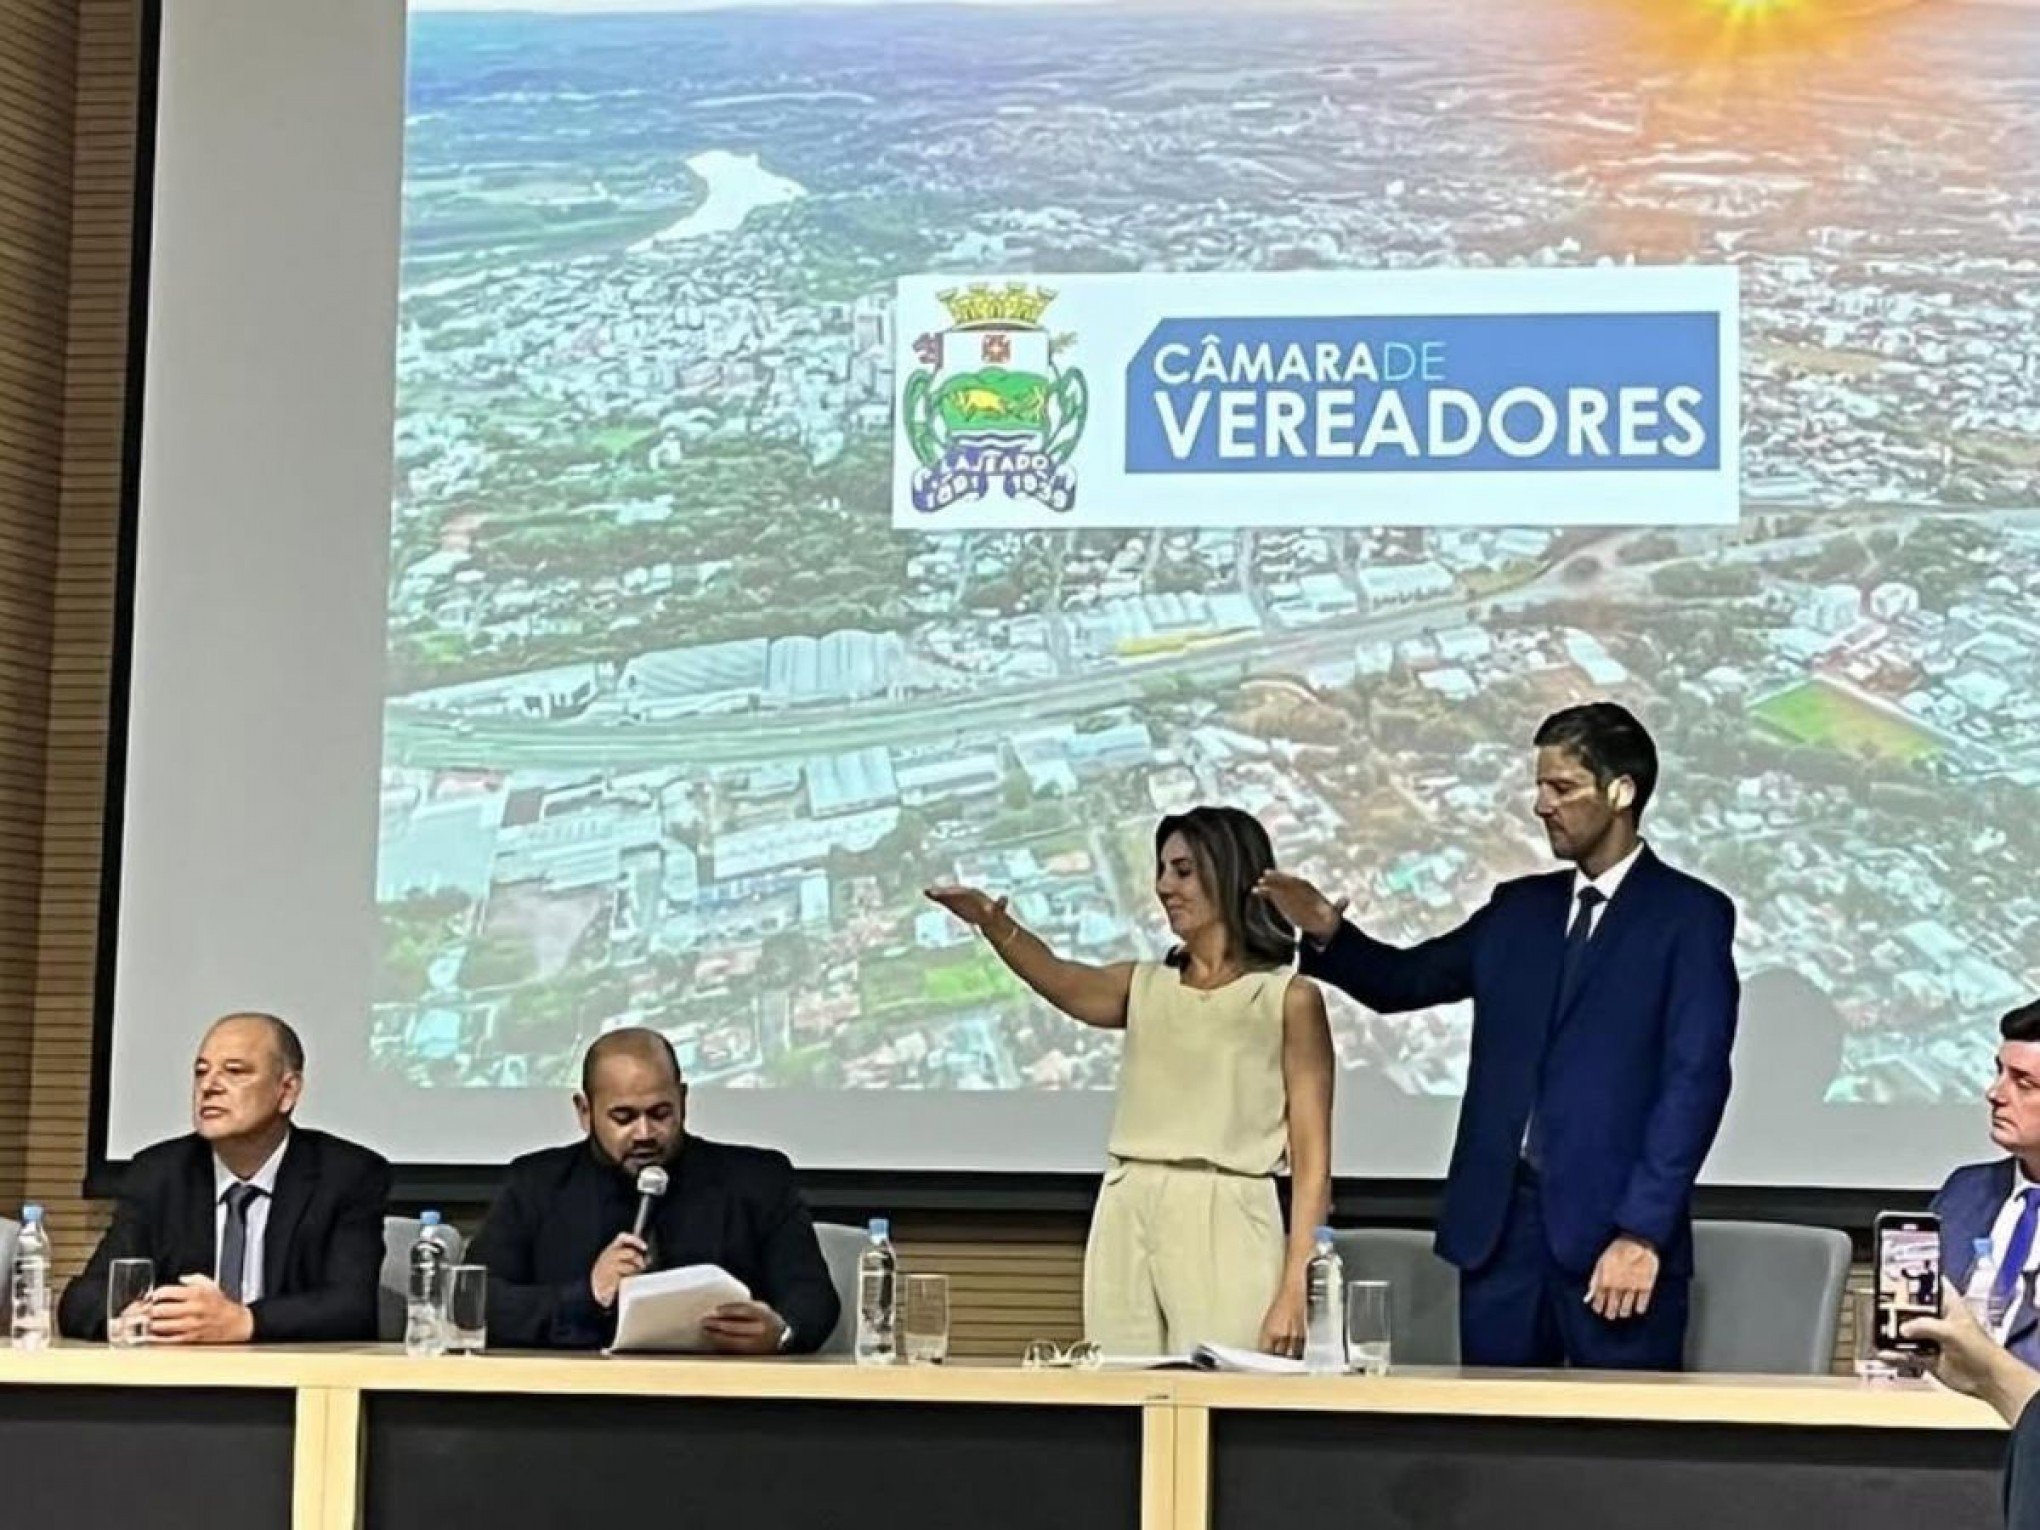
[922,883,1010,932]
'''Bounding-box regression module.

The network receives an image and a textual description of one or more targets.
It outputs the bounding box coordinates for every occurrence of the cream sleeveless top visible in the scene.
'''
[1106,961,1291,1177]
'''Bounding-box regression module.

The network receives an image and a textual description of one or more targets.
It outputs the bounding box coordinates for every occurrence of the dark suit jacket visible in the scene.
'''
[1933,1160,2040,1357]
[2010,1392,2040,1530]
[1301,846,1739,1275]
[58,1128,392,1342]
[471,1136,840,1352]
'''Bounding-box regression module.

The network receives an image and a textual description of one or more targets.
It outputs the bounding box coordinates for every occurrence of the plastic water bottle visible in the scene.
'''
[10,1204,52,1351]
[404,1210,452,1357]
[1966,1237,2001,1329]
[1302,1226,1346,1374]
[854,1217,897,1366]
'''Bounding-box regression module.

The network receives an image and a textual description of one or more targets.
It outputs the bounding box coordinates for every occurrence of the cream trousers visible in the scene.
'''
[1082,1157,1286,1354]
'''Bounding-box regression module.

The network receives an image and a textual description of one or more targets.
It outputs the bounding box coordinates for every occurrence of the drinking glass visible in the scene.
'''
[903,1274,950,1365]
[1345,1280,1392,1374]
[444,1264,488,1354]
[107,1258,155,1348]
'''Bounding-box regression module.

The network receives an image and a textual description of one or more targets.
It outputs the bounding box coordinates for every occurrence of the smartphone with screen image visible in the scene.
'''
[1873,1212,1942,1355]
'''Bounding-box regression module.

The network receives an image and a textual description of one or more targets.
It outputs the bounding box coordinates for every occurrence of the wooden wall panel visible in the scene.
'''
[891,1216,1086,1359]
[0,0,78,1215]
[9,2,1882,1372]
[21,0,134,1271]
[0,0,1100,1345]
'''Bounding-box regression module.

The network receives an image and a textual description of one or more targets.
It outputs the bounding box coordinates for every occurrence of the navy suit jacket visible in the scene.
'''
[1301,846,1739,1276]
[2011,1393,2040,1530]
[1932,1159,2040,1356]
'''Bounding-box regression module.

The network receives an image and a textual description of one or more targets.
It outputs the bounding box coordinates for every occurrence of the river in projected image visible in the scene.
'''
[371,0,2040,1116]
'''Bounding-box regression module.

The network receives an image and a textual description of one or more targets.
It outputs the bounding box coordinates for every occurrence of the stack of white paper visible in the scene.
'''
[1092,1354,1196,1371]
[605,1264,750,1354]
[1094,1345,1308,1374]
[1190,1343,1308,1375]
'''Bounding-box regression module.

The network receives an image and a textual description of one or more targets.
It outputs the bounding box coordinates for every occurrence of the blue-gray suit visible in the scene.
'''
[1933,1158,2040,1364]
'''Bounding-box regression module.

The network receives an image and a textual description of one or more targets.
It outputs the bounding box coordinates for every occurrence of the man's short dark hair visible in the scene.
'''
[2002,999,2040,1045]
[1534,701,1660,821]
[580,1027,683,1099]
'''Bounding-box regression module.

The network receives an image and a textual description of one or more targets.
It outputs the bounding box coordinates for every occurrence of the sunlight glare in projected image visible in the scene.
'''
[1686,0,1919,40]
[1649,0,1911,75]
[1697,0,1817,40]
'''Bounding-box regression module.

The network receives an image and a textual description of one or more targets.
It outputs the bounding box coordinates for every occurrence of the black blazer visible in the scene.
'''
[58,1128,392,1342]
[2011,1393,2040,1530]
[472,1136,841,1352]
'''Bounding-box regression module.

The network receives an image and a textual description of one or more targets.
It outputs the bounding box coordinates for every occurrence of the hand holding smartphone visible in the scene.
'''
[1874,1211,1943,1355]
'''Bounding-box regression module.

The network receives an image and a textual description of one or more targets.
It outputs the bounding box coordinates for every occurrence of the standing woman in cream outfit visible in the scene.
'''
[925,806,1334,1357]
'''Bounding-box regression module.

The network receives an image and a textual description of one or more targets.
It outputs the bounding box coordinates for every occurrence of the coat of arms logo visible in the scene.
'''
[902,282,1088,515]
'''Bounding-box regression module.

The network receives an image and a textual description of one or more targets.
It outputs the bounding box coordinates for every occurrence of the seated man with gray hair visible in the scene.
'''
[59,1012,391,1343]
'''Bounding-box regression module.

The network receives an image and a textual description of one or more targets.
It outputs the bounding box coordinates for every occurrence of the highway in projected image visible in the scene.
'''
[373,0,2040,1110]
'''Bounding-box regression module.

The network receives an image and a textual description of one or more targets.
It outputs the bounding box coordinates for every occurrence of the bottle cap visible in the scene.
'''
[1315,1225,1334,1241]
[1976,1237,1994,1256]
[421,1210,442,1226]
[869,1217,890,1237]
[22,1204,42,1223]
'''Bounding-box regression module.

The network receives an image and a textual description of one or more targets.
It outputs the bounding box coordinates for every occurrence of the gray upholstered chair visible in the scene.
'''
[379,1215,468,1343]
[1687,1219,1852,1374]
[0,1216,17,1320]
[812,1220,868,1356]
[1329,1226,1460,1365]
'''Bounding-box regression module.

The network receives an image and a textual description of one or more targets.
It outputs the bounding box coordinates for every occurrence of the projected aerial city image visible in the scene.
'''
[372,0,2040,1106]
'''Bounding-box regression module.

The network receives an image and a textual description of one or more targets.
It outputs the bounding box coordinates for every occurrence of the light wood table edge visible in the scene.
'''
[1170,1369,2005,1432]
[0,1344,350,1390]
[323,1352,1176,1405]
[318,1387,364,1530]
[0,1348,2005,1433]
[1,1346,2008,1530]
[0,1346,1172,1405]
[290,1387,331,1530]
[1140,1404,1176,1530]
[1172,1405,1211,1530]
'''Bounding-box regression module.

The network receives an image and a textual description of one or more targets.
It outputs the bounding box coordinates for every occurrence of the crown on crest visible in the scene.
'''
[937,282,1055,329]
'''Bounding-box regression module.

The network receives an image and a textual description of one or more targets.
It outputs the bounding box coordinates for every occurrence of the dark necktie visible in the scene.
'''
[219,1182,263,1304]
[1994,1189,2040,1319]
[1556,885,1607,1014]
[2013,1271,2040,1368]
[1522,887,1609,1172]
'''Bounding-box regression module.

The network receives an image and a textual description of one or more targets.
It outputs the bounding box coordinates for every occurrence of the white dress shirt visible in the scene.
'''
[213,1134,290,1304]
[1985,1166,2040,1342]
[1568,840,1645,937]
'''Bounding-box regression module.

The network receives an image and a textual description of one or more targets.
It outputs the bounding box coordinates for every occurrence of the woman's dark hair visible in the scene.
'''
[1154,806,1296,972]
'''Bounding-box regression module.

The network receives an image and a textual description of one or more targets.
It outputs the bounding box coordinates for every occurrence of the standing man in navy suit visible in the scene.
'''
[1931,998,2040,1364]
[1256,702,1739,1370]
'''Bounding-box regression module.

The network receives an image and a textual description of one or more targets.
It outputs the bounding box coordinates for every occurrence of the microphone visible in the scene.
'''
[630,1164,668,1241]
